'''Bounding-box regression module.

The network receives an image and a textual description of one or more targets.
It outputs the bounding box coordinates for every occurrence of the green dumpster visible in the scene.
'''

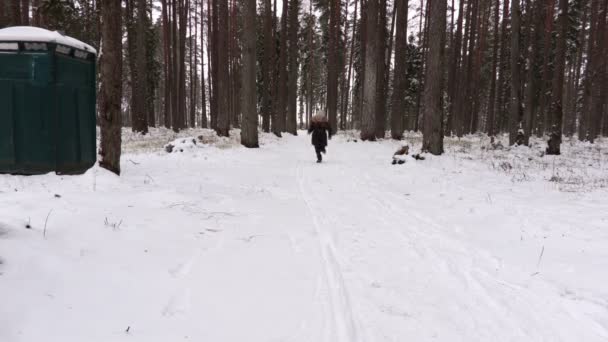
[0,26,97,175]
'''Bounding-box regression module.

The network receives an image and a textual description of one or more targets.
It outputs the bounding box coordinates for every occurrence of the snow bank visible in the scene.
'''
[0,26,96,54]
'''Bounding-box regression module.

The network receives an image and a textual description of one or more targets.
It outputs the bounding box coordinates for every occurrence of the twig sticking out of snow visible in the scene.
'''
[43,210,53,239]
[536,245,545,270]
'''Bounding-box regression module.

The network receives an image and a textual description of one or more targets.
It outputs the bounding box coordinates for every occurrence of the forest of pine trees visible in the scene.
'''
[0,0,606,173]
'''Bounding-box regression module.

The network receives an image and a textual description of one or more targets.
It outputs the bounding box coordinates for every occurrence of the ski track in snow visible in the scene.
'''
[296,162,361,342]
[1,130,608,342]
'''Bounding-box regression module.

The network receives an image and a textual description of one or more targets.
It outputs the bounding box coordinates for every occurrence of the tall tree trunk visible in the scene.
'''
[132,0,149,134]
[374,0,387,138]
[590,0,607,140]
[486,0,499,136]
[210,0,219,130]
[454,0,473,136]
[307,3,314,126]
[240,0,258,147]
[566,1,587,137]
[10,0,21,26]
[463,0,479,135]
[177,0,189,131]
[190,2,197,128]
[99,0,123,175]
[538,0,555,136]
[447,0,465,135]
[422,0,446,155]
[509,0,522,145]
[161,0,172,128]
[261,0,274,132]
[200,0,208,127]
[276,0,288,136]
[390,0,409,139]
[216,0,230,136]
[21,0,29,25]
[522,0,541,145]
[353,0,367,130]
[339,0,352,130]
[546,0,568,154]
[327,0,341,132]
[286,0,299,134]
[580,0,599,141]
[496,0,510,133]
[343,0,359,131]
[471,0,490,133]
[361,0,378,140]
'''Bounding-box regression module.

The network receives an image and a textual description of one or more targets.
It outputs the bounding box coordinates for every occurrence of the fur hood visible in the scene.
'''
[312,111,328,123]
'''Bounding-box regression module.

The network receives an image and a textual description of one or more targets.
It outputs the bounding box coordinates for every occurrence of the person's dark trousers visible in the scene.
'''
[315,146,323,162]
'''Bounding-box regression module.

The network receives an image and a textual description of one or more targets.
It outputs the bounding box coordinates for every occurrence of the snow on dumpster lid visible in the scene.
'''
[0,26,96,55]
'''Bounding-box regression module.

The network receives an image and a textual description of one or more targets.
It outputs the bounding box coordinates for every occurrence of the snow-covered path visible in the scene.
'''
[1,131,608,341]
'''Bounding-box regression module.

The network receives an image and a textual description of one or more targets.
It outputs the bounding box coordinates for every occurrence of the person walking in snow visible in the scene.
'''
[308,111,333,163]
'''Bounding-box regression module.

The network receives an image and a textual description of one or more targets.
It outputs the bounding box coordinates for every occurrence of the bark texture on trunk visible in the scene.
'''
[286,0,299,134]
[421,0,446,155]
[361,0,378,141]
[547,0,569,154]
[240,0,259,147]
[390,0,409,140]
[99,0,123,175]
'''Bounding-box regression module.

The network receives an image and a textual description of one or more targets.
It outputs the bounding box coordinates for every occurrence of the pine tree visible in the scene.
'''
[421,0,446,154]
[241,0,259,147]
[361,0,378,140]
[547,0,569,154]
[99,0,123,175]
[390,0,409,140]
[286,0,300,134]
[509,0,522,145]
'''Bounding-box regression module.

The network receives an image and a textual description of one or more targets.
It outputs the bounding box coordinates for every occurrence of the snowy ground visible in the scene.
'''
[1,128,608,342]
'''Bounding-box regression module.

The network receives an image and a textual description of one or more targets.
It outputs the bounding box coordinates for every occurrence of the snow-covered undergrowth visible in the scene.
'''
[2,129,608,341]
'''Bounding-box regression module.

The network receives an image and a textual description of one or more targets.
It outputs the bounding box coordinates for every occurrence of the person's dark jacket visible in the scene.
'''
[308,121,333,148]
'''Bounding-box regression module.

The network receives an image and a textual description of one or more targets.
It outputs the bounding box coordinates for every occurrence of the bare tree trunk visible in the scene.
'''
[210,0,219,130]
[10,0,21,26]
[240,0,258,147]
[353,0,367,130]
[546,0,568,154]
[307,2,314,125]
[190,2,197,128]
[343,0,359,131]
[390,0,409,139]
[496,0,510,133]
[286,0,299,134]
[177,0,188,131]
[339,0,352,130]
[565,2,587,137]
[215,0,230,136]
[261,0,274,132]
[522,0,541,145]
[590,0,607,140]
[161,0,172,128]
[538,0,555,136]
[327,0,341,132]
[361,0,378,140]
[447,0,466,135]
[580,0,600,141]
[509,0,522,145]
[374,0,387,138]
[99,0,123,175]
[21,0,29,25]
[200,0,208,127]
[422,0,446,155]
[276,0,288,136]
[486,0,499,136]
[131,0,149,134]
